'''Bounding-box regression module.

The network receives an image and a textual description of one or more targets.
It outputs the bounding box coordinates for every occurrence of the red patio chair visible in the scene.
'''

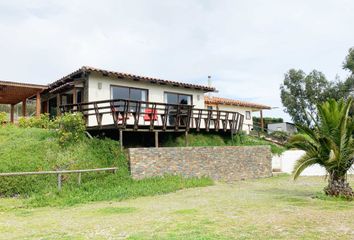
[144,108,158,121]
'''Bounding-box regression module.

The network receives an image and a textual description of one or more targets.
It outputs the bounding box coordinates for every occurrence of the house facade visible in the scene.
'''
[1,66,271,146]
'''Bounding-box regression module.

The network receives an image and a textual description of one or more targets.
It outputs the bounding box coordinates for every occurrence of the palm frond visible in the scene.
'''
[293,153,320,180]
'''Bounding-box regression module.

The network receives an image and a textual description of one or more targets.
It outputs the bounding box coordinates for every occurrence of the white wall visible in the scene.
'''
[88,72,206,107]
[215,104,256,133]
[272,150,354,176]
[87,72,206,126]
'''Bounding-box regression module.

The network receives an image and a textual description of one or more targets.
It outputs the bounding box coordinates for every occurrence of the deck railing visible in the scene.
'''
[60,99,244,133]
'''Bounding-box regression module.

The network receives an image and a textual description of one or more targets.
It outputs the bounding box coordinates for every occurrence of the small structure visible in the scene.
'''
[204,96,271,133]
[268,122,297,135]
[0,80,47,123]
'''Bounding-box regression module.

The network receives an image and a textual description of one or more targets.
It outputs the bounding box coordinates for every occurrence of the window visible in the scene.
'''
[111,86,147,101]
[207,106,213,110]
[246,111,251,120]
[164,92,192,105]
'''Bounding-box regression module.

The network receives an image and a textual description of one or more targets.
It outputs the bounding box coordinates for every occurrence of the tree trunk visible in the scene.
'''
[324,172,354,198]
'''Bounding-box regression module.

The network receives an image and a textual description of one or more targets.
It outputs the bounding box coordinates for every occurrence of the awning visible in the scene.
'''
[0,80,47,105]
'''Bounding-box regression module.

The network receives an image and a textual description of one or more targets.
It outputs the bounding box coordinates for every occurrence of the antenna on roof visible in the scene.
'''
[208,75,212,97]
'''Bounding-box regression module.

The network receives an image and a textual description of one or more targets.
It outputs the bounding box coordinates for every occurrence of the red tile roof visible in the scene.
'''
[47,66,215,92]
[205,96,271,110]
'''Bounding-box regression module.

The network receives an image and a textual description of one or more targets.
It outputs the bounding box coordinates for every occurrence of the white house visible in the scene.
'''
[37,66,270,138]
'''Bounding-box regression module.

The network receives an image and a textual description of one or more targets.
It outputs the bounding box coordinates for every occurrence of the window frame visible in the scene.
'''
[163,91,193,105]
[245,111,251,120]
[110,85,149,102]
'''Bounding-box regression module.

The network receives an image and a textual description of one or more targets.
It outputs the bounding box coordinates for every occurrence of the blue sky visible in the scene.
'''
[0,0,354,121]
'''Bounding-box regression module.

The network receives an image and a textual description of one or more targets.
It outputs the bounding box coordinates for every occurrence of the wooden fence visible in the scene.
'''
[0,167,118,191]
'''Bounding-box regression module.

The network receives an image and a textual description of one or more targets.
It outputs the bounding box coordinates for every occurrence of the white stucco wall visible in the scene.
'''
[87,72,206,126]
[88,73,205,107]
[272,150,354,176]
[212,104,257,133]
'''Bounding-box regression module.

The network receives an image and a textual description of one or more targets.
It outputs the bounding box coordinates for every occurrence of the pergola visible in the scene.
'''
[0,80,47,123]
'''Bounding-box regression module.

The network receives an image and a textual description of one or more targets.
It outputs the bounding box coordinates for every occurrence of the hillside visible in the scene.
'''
[0,126,212,207]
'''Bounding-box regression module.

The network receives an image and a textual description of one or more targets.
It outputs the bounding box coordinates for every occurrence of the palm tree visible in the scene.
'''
[289,98,354,198]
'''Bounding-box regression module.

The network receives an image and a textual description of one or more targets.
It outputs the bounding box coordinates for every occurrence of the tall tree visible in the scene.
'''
[343,47,354,74]
[280,69,333,125]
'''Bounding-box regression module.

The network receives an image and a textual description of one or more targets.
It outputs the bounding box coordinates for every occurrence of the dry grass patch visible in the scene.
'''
[0,174,353,239]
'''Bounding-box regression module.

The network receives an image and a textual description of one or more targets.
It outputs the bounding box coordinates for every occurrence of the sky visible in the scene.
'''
[0,0,354,121]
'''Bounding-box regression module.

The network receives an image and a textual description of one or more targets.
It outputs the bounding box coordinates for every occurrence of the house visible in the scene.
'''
[204,96,271,134]
[1,66,271,146]
[268,122,297,135]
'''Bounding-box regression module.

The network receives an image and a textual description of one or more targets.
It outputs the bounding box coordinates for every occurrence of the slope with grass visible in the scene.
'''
[0,125,212,207]
[163,132,285,155]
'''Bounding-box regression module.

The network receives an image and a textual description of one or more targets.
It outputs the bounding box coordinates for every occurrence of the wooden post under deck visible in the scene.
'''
[36,91,41,117]
[185,131,189,147]
[155,131,159,148]
[260,110,264,132]
[10,104,15,123]
[22,99,27,117]
[119,129,123,150]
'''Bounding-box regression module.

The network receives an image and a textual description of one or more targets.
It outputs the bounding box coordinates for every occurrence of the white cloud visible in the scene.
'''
[1,0,354,121]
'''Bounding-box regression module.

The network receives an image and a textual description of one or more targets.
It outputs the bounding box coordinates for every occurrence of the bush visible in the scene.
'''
[269,130,289,143]
[55,113,86,146]
[18,114,55,129]
[0,112,7,124]
[163,132,285,155]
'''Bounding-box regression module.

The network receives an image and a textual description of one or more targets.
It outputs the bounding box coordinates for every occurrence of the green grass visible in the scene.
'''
[0,125,213,207]
[163,132,285,155]
[0,174,353,239]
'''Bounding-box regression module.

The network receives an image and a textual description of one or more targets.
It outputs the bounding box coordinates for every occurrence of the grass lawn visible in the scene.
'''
[0,174,353,239]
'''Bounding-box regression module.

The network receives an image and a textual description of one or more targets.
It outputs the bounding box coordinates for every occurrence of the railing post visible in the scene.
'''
[78,172,82,185]
[57,173,62,191]
[155,131,159,148]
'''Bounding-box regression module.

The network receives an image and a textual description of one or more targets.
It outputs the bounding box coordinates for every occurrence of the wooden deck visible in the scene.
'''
[60,99,244,133]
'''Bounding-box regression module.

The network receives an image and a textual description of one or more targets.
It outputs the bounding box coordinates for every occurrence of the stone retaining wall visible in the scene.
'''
[128,146,272,181]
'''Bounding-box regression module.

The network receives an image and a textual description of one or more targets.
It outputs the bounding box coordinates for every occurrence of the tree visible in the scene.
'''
[280,69,334,125]
[289,98,354,198]
[343,47,354,74]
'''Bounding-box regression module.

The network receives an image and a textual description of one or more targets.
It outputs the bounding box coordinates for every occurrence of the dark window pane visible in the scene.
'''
[165,93,178,104]
[66,94,73,105]
[77,91,82,103]
[112,86,129,100]
[178,94,191,105]
[130,89,147,101]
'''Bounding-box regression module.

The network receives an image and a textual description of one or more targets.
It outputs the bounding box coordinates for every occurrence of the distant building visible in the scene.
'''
[268,122,297,135]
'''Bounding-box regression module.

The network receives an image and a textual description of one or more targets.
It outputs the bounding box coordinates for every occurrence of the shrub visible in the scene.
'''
[232,131,246,144]
[0,112,7,124]
[18,114,55,129]
[269,130,289,143]
[56,113,86,146]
